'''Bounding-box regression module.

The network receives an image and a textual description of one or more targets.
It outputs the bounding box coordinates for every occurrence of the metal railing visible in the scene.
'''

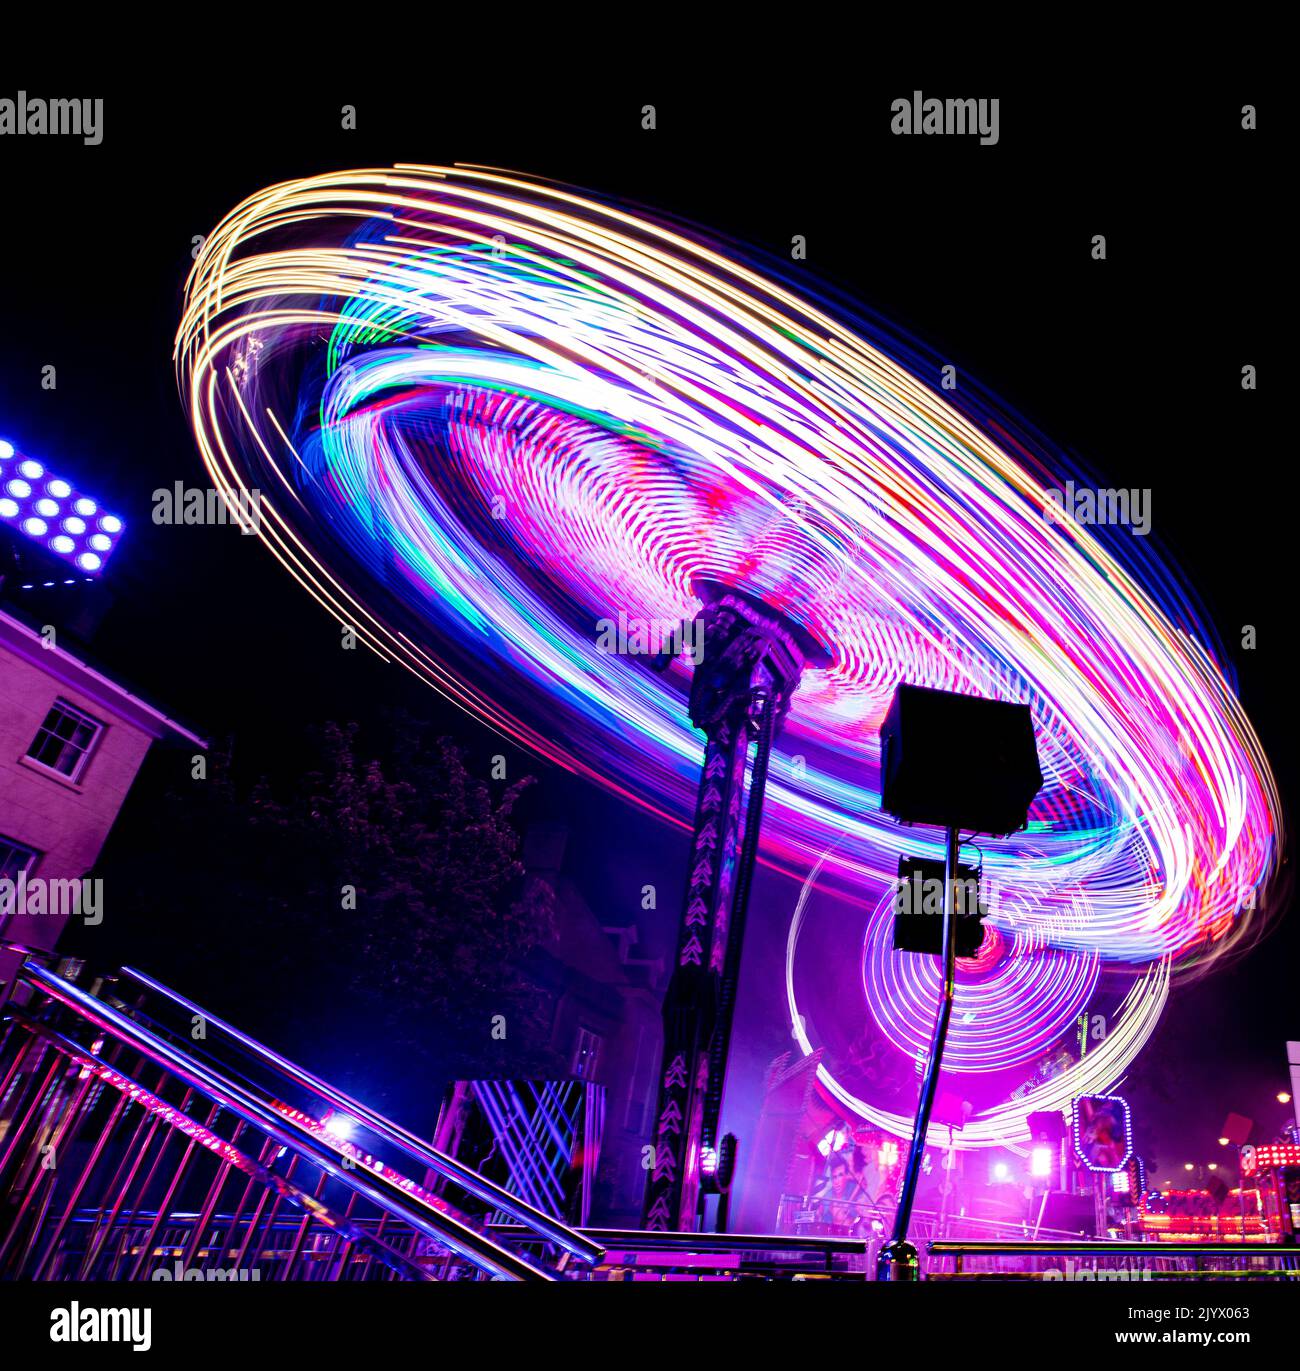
[114,965,604,1265]
[489,1224,870,1278]
[780,1192,1089,1237]
[927,1238,1300,1280]
[23,953,1286,1284]
[777,1190,1300,1280]
[0,957,603,1280]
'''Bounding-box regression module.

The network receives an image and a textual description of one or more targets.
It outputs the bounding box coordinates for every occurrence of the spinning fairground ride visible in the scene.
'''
[176,165,1282,1242]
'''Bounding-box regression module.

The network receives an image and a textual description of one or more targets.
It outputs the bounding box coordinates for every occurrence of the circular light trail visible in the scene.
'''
[176,167,1280,1131]
[786,849,1172,1147]
[863,894,1101,1075]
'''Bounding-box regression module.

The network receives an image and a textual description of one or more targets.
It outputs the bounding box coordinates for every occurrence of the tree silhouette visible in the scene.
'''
[94,715,561,1128]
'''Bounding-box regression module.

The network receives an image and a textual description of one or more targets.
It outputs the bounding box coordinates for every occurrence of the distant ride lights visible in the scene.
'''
[174,165,1282,1204]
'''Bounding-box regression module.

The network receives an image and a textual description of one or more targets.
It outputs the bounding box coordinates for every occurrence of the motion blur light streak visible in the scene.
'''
[864,889,1101,1073]
[786,848,1173,1146]
[175,166,1280,1142]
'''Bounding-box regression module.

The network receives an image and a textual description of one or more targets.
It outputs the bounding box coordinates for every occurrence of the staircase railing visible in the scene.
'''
[0,958,603,1280]
[927,1238,1300,1279]
[115,964,604,1265]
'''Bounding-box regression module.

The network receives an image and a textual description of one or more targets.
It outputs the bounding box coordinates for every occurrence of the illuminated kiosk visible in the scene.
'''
[1241,1143,1300,1240]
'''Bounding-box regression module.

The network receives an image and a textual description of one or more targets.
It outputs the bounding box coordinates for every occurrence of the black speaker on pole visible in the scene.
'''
[893,856,986,957]
[880,684,1043,835]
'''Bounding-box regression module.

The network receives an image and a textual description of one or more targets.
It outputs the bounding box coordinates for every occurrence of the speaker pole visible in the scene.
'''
[877,823,962,1281]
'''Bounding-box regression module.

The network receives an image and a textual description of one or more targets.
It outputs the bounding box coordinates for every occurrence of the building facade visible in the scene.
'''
[0,607,204,999]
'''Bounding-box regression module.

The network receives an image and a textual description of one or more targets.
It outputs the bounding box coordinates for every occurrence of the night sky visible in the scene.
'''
[0,72,1288,1186]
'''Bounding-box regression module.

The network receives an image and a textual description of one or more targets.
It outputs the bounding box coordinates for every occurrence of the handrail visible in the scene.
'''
[13,1016,438,1282]
[929,1240,1295,1257]
[18,961,552,1281]
[780,1193,1092,1242]
[490,1224,868,1254]
[73,1215,868,1256]
[116,964,605,1266]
